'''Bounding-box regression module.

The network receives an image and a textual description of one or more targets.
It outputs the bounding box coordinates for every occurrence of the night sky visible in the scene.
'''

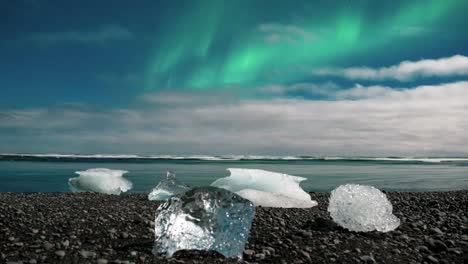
[1,0,468,155]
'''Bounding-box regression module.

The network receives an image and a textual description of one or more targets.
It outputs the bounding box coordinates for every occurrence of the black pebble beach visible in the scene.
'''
[1,191,467,263]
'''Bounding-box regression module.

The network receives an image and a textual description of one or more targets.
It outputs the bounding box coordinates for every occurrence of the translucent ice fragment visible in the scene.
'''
[68,168,132,195]
[211,168,317,208]
[153,186,255,258]
[236,189,317,208]
[327,184,400,232]
[148,171,191,201]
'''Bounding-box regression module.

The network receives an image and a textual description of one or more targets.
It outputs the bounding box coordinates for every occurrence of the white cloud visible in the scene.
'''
[258,23,316,44]
[31,24,134,45]
[1,81,467,156]
[314,55,468,81]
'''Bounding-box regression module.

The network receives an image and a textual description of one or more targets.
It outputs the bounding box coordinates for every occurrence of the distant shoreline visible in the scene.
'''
[2,153,468,163]
[0,190,466,263]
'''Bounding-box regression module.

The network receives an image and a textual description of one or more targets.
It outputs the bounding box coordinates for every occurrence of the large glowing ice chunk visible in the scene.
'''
[153,186,255,259]
[328,184,400,232]
[211,168,316,208]
[68,168,132,195]
[148,171,191,201]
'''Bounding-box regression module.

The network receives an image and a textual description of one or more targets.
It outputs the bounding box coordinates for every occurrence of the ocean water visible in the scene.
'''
[0,155,467,193]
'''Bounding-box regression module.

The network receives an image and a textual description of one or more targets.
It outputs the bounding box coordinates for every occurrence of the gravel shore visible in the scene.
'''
[1,191,467,263]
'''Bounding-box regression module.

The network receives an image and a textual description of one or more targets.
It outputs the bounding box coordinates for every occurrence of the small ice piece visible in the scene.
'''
[153,186,255,258]
[236,189,317,208]
[68,168,132,195]
[148,171,191,201]
[327,184,400,232]
[211,168,317,208]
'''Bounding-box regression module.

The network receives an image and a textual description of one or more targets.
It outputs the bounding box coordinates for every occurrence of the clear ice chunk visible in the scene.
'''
[211,168,317,208]
[327,184,400,232]
[153,186,255,258]
[68,168,132,195]
[148,171,191,201]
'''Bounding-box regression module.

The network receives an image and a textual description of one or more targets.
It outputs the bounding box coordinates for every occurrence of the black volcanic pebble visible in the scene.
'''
[0,191,467,263]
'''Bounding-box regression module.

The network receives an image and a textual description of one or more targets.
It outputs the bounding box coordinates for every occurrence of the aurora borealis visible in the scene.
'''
[1,0,468,155]
[144,0,466,90]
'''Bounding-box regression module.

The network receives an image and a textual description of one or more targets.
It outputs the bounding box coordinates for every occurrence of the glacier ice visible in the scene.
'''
[327,184,400,232]
[236,189,317,208]
[68,168,133,195]
[153,186,255,258]
[211,168,317,208]
[148,171,191,201]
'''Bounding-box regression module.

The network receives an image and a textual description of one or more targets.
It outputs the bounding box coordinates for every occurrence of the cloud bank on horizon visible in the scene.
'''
[1,0,468,155]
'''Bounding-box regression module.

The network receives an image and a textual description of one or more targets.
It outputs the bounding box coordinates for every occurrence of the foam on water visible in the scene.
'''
[68,168,133,195]
[211,168,317,208]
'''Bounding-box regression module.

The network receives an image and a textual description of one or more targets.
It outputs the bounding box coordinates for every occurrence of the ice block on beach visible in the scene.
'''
[68,168,132,195]
[148,171,191,201]
[211,168,317,208]
[153,186,255,258]
[328,184,400,232]
[236,189,316,208]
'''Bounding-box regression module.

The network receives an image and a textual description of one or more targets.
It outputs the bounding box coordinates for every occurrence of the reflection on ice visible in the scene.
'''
[153,186,255,258]
[148,171,191,201]
[68,168,132,195]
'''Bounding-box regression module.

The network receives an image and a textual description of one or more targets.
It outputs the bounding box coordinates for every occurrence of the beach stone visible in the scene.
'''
[42,241,54,250]
[425,255,439,263]
[243,249,255,257]
[427,239,448,252]
[300,250,311,258]
[430,227,444,236]
[447,248,462,255]
[79,250,96,258]
[54,250,65,257]
[416,245,431,254]
[264,246,275,255]
[61,240,69,247]
[360,255,376,263]
[445,240,456,247]
[153,187,255,258]
[297,230,312,238]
